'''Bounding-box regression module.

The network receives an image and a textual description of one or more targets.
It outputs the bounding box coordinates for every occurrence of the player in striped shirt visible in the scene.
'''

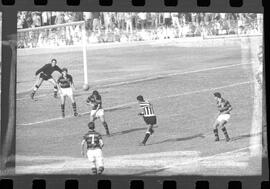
[213,92,232,142]
[137,95,157,145]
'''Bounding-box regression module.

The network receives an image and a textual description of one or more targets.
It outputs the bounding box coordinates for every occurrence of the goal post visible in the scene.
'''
[17,21,89,89]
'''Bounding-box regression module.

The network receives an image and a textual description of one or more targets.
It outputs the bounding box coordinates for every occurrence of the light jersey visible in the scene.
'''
[83,130,103,149]
[217,98,232,114]
[57,74,73,88]
[139,101,155,117]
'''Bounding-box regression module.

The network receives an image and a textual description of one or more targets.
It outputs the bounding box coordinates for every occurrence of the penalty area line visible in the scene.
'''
[17,80,254,126]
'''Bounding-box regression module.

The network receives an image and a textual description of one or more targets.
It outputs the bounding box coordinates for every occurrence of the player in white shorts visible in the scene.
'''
[57,68,78,118]
[86,90,110,136]
[81,122,104,175]
[212,92,232,142]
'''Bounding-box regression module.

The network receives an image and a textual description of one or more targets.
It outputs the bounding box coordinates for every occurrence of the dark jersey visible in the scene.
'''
[35,63,62,76]
[57,74,73,88]
[139,101,155,117]
[86,94,102,110]
[83,130,103,149]
[217,98,232,114]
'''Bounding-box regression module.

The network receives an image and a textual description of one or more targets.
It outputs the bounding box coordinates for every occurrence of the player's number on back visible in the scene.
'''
[89,134,95,144]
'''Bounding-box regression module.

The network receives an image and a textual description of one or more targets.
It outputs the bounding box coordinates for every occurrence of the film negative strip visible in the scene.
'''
[0,0,268,189]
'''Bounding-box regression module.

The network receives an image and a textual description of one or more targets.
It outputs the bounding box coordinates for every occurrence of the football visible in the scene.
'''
[83,84,90,91]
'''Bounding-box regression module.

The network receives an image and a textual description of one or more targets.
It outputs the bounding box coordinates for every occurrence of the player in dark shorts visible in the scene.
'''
[212,92,232,142]
[57,68,78,118]
[81,122,104,175]
[30,59,62,99]
[86,90,110,136]
[137,95,157,146]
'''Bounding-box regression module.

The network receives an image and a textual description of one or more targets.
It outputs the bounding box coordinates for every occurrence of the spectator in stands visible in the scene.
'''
[125,12,133,33]
[138,12,147,30]
[42,12,49,26]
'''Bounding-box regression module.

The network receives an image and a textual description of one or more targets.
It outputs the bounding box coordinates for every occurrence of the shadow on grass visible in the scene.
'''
[230,132,262,141]
[147,133,205,145]
[108,125,159,137]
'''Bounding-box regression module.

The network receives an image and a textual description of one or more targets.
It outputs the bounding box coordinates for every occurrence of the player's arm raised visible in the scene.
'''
[35,64,48,76]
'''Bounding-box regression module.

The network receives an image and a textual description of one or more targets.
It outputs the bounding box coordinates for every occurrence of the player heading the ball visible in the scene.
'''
[212,92,232,142]
[57,68,78,118]
[30,58,62,99]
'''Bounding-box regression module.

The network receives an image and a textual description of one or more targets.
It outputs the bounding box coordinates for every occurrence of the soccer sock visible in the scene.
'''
[221,127,230,140]
[61,104,65,116]
[142,133,150,144]
[33,85,39,92]
[72,102,77,113]
[53,86,58,95]
[213,129,219,140]
[102,122,110,134]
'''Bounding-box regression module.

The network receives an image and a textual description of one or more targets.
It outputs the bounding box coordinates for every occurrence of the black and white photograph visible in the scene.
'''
[15,12,266,176]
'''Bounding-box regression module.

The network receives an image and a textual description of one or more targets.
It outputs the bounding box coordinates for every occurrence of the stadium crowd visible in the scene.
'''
[17,12,263,48]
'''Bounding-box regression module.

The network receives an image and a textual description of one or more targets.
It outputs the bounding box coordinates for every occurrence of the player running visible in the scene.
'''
[30,58,62,99]
[81,122,105,175]
[57,68,78,118]
[137,95,157,146]
[212,92,232,142]
[86,90,110,136]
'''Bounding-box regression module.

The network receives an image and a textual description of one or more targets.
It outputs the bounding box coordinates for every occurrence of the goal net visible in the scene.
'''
[17,21,89,87]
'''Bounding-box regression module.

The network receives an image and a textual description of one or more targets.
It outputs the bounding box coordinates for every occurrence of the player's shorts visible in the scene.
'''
[90,109,105,118]
[87,148,104,169]
[60,87,73,97]
[217,114,231,122]
[143,116,157,125]
[40,73,52,81]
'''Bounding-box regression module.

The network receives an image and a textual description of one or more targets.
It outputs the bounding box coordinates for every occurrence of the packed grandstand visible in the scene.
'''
[17,12,263,48]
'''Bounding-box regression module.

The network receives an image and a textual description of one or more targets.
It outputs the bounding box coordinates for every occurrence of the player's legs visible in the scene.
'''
[31,77,44,99]
[99,111,110,136]
[48,78,58,98]
[90,110,97,122]
[60,95,66,118]
[68,90,78,116]
[141,116,156,145]
[220,120,230,142]
[95,149,104,175]
[213,120,220,141]
[87,150,98,174]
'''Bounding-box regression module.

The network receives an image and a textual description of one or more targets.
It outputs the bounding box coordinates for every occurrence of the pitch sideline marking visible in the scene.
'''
[16,62,252,100]
[17,80,254,126]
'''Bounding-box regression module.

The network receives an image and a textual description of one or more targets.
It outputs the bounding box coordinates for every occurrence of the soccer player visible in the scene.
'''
[86,90,110,136]
[137,95,157,146]
[30,58,62,99]
[81,122,104,175]
[57,68,78,118]
[212,92,232,142]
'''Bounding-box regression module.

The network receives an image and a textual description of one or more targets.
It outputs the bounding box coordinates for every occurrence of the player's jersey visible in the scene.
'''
[139,101,155,117]
[83,130,104,149]
[217,98,232,114]
[35,63,62,76]
[87,94,102,110]
[57,74,73,88]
